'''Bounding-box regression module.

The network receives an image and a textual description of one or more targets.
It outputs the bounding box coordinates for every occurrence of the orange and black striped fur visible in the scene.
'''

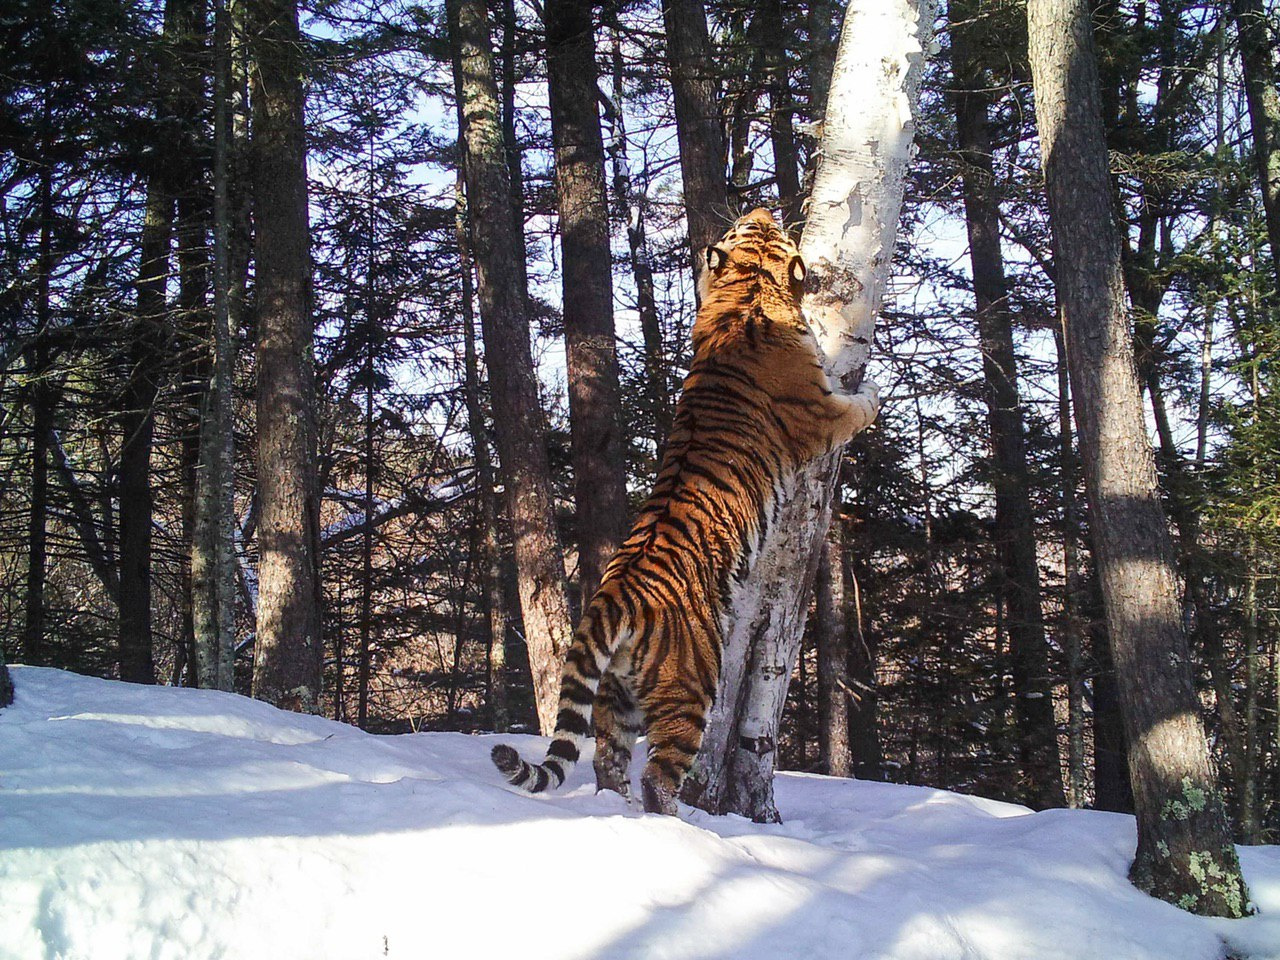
[491,208,880,814]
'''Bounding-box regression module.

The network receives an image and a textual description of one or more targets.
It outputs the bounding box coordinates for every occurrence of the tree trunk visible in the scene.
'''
[120,173,170,685]
[1232,0,1280,283]
[357,301,375,730]
[248,0,323,711]
[192,0,237,692]
[23,164,54,669]
[544,0,629,602]
[761,0,802,228]
[682,0,934,821]
[0,653,12,708]
[1026,0,1250,914]
[1088,569,1134,812]
[952,0,1065,808]
[843,518,883,779]
[662,0,730,282]
[447,0,574,735]
[1241,544,1260,842]
[1055,327,1087,807]
[499,0,531,312]
[815,535,852,776]
[606,28,671,447]
[457,176,509,733]
[807,0,841,121]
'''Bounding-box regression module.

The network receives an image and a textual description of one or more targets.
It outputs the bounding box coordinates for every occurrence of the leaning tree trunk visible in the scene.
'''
[1027,0,1250,916]
[248,0,324,711]
[951,0,1065,809]
[681,0,934,822]
[544,0,629,602]
[447,0,574,735]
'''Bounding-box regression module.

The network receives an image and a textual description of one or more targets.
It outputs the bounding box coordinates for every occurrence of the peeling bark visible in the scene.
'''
[683,0,934,822]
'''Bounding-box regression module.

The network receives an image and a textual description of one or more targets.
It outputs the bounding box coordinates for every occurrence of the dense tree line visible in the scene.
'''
[1,0,1276,912]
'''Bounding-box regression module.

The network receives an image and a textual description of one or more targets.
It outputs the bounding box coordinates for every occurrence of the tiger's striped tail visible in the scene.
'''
[490,587,627,795]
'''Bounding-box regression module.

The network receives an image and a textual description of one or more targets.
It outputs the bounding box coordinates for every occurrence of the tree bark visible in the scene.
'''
[952,0,1065,808]
[761,0,802,229]
[23,164,54,670]
[447,0,574,735]
[457,176,510,732]
[1232,0,1280,283]
[1027,0,1250,914]
[120,171,170,685]
[606,28,671,447]
[248,0,323,711]
[1055,327,1087,807]
[498,0,531,312]
[662,0,730,283]
[1089,569,1134,812]
[843,516,883,779]
[192,0,237,692]
[682,0,933,821]
[544,0,629,602]
[815,535,852,777]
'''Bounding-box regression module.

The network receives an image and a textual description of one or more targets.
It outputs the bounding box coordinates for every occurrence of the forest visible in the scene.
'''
[0,0,1277,919]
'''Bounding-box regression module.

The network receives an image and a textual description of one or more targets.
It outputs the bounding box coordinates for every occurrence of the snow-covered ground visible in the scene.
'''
[3,666,1278,960]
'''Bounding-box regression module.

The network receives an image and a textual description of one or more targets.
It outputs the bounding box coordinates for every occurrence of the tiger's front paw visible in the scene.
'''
[848,379,880,430]
[856,378,880,412]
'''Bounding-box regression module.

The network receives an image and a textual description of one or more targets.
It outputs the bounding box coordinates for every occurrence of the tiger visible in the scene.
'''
[491,207,880,815]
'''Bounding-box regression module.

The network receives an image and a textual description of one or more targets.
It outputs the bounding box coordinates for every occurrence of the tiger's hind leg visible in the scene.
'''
[592,669,641,798]
[637,682,713,816]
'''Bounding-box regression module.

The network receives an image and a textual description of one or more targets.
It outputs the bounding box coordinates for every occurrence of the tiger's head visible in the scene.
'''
[696,208,806,306]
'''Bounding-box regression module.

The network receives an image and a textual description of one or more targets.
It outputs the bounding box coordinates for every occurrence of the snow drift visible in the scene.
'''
[2,665,1278,959]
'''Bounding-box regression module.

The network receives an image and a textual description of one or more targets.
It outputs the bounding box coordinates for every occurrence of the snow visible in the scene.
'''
[2,666,1278,960]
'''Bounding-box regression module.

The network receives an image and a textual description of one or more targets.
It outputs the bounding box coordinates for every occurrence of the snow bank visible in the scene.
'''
[2,666,1277,960]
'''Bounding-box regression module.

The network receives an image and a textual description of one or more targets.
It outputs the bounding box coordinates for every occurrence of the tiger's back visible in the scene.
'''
[491,208,879,814]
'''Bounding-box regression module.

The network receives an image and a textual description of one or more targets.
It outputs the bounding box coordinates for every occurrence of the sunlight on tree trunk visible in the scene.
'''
[447,0,574,734]
[682,0,935,822]
[249,0,324,712]
[1026,0,1251,915]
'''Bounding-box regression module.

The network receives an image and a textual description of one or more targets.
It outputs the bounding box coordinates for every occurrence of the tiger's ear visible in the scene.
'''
[705,245,729,273]
[789,255,806,285]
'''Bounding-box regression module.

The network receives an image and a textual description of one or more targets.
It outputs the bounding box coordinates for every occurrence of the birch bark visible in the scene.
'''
[681,0,935,822]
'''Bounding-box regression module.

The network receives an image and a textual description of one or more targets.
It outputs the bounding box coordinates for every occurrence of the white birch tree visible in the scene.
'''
[682,0,936,822]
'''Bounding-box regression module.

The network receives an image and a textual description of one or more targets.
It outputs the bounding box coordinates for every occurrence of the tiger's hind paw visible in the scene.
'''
[640,774,679,816]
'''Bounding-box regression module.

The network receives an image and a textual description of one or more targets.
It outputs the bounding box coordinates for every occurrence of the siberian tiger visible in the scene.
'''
[491,207,880,814]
